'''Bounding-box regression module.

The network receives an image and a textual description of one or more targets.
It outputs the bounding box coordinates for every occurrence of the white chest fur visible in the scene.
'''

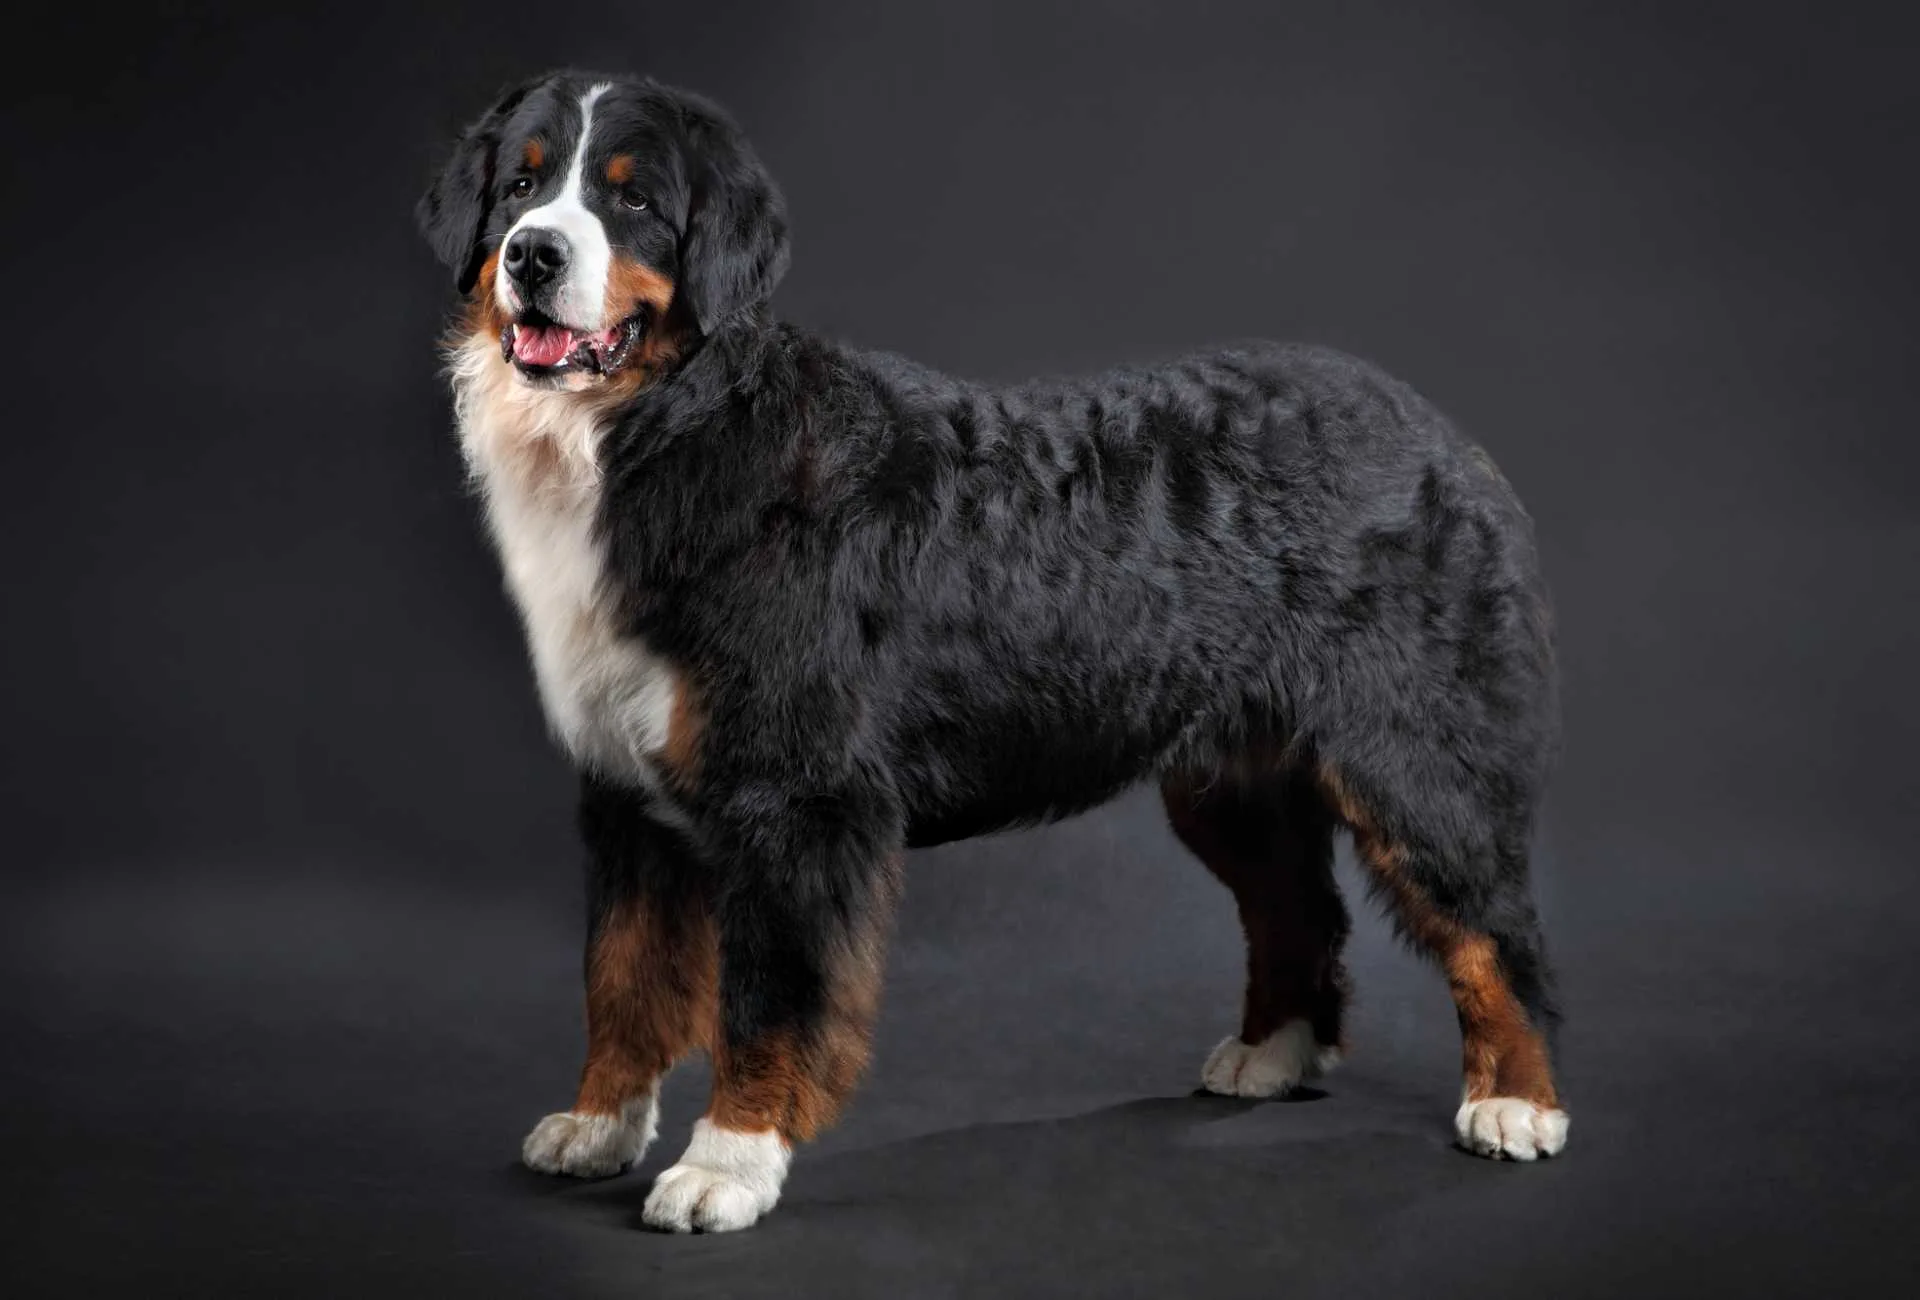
[449,337,681,785]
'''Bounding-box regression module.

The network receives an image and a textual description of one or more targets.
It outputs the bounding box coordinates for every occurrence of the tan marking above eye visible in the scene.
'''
[523,138,545,170]
[606,154,636,185]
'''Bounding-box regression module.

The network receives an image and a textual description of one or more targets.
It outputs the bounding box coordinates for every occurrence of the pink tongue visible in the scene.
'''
[512,325,575,367]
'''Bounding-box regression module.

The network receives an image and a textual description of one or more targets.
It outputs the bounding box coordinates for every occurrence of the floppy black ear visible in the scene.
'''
[416,75,550,293]
[679,108,791,334]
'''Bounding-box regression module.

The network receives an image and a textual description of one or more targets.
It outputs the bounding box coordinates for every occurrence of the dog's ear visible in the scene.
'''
[416,75,551,293]
[679,105,791,335]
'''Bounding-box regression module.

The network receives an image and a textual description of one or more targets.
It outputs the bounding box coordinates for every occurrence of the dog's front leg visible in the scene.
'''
[642,781,903,1233]
[523,778,718,1180]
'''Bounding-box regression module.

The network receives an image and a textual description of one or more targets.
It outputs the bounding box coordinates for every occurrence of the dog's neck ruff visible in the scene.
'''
[448,334,683,802]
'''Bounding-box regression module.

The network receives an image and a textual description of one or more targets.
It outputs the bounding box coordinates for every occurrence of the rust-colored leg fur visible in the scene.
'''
[641,850,904,1233]
[574,891,718,1115]
[521,890,718,1179]
[523,783,720,1180]
[1320,764,1568,1159]
[705,856,901,1143]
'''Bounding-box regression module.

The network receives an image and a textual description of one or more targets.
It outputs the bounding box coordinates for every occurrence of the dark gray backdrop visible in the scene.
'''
[5,2,1917,1296]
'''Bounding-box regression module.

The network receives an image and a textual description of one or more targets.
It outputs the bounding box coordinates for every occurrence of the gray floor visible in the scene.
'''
[9,650,1917,1298]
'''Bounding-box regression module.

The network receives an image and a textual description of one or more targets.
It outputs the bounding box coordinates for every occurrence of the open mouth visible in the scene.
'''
[500,310,646,377]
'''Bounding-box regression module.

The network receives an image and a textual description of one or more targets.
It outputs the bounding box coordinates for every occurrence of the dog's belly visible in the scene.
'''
[902,763,1161,847]
[904,784,1137,848]
[897,712,1177,848]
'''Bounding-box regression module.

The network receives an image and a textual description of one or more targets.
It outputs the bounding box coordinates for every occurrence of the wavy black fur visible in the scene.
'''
[610,326,1561,1031]
[421,72,1563,1167]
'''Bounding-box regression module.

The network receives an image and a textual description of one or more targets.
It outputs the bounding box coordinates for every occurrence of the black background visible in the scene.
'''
[5,2,1918,1296]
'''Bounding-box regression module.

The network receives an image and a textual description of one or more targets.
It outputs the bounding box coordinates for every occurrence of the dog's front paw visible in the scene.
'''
[641,1120,790,1233]
[643,1163,773,1232]
[1201,1020,1338,1097]
[521,1095,658,1178]
[1454,1096,1569,1162]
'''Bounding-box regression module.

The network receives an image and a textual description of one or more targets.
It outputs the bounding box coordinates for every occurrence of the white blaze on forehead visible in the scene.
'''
[496,81,614,329]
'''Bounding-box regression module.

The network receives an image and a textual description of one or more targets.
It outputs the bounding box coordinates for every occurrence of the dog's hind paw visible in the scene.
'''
[1200,1020,1339,1098]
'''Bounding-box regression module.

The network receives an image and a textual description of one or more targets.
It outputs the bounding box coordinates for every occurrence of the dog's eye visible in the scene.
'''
[511,177,537,199]
[620,190,649,213]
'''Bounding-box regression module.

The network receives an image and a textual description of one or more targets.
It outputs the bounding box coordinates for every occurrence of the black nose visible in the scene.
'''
[502,227,570,289]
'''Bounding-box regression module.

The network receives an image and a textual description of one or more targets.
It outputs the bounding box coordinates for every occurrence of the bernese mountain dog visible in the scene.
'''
[417,70,1569,1234]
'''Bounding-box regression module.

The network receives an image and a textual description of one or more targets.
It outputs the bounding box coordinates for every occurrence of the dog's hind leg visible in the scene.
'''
[1164,762,1351,1097]
[1319,761,1568,1161]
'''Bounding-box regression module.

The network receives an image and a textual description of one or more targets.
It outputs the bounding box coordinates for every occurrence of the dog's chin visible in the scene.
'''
[500,310,648,387]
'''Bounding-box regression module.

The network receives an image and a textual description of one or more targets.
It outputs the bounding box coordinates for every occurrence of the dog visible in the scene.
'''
[417,70,1569,1233]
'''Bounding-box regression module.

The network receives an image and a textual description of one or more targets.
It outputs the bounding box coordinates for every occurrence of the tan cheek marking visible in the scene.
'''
[462,250,509,339]
[602,255,677,324]
[594,256,687,395]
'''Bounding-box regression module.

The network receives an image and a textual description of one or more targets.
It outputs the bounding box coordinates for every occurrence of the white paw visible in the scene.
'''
[642,1119,791,1233]
[1454,1096,1569,1162]
[521,1094,658,1178]
[1201,1019,1339,1098]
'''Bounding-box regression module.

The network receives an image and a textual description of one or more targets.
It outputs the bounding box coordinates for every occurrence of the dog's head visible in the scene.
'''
[417,72,789,389]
